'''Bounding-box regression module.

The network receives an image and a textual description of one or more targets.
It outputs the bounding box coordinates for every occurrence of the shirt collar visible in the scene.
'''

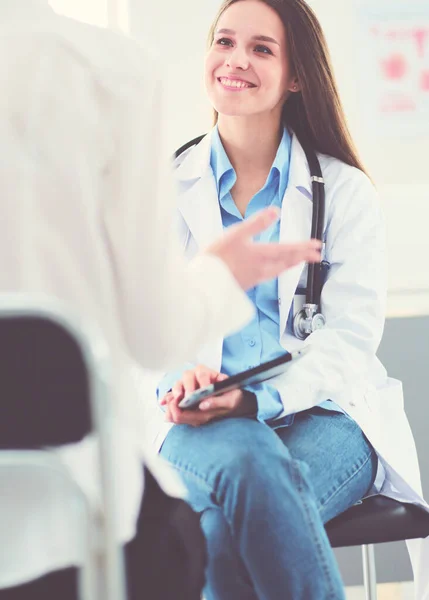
[177,128,313,199]
[210,125,292,198]
[210,125,292,187]
[270,127,292,197]
[210,125,234,194]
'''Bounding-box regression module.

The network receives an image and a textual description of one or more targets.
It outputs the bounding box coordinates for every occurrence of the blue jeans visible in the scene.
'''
[160,406,378,600]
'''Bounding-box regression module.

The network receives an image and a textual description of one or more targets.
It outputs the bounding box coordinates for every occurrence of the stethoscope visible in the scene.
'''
[175,134,327,340]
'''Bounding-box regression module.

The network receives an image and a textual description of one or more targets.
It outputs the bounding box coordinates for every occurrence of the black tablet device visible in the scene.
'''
[178,348,308,410]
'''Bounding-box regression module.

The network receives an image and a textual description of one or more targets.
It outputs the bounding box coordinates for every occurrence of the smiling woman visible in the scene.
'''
[206,2,291,121]
[156,1,427,599]
[206,0,367,173]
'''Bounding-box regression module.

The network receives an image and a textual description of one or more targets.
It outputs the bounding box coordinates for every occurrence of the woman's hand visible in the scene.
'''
[160,365,257,427]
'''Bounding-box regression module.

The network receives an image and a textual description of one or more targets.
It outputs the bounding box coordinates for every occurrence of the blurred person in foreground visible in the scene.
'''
[0,1,321,599]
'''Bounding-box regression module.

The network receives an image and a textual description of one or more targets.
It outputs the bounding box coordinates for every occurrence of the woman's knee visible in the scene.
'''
[161,418,299,506]
[162,417,282,469]
[212,420,295,493]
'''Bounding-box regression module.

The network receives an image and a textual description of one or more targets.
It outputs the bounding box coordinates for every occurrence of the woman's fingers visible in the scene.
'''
[160,391,174,406]
[165,400,183,424]
[216,372,228,382]
[164,390,230,426]
[181,370,198,396]
[166,404,229,427]
[172,381,185,401]
[199,389,241,412]
[171,366,221,401]
[195,365,220,389]
[164,367,228,423]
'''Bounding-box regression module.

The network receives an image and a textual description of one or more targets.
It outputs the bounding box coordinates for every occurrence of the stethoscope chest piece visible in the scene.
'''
[293,304,326,340]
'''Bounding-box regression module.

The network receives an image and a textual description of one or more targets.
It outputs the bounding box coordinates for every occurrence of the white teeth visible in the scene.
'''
[220,77,251,89]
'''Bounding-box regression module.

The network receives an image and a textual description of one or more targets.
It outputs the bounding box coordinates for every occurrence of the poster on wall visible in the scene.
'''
[357,1,429,136]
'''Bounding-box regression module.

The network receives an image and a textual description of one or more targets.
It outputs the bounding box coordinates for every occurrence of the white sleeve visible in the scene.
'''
[270,173,387,415]
[101,59,254,370]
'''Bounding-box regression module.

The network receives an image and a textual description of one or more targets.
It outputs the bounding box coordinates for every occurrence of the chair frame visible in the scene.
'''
[328,497,429,599]
[0,294,127,600]
[362,544,378,600]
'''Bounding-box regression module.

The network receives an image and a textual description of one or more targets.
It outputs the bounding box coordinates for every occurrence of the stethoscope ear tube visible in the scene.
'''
[174,134,206,160]
[292,140,326,339]
[300,143,326,307]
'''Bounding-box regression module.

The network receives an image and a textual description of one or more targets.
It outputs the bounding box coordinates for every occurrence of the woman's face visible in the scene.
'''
[205,0,295,120]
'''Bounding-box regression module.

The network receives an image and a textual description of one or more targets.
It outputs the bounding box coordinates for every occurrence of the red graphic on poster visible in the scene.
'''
[381,53,408,80]
[413,28,429,57]
[370,21,429,119]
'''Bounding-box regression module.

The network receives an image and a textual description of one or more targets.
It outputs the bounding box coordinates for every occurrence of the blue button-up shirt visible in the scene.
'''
[211,126,293,424]
[157,127,344,426]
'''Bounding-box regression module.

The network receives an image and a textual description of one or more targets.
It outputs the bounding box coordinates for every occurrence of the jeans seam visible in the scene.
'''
[318,450,374,512]
[290,459,338,599]
[164,462,249,590]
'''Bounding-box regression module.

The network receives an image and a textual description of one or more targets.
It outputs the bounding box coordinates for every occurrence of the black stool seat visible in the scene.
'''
[326,495,429,548]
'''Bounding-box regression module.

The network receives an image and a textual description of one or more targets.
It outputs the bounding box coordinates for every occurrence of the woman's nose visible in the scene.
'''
[225,47,250,71]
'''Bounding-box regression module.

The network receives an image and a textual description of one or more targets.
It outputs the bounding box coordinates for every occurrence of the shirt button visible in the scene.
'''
[249,339,256,347]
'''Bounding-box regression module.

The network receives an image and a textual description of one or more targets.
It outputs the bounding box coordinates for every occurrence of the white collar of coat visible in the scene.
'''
[174,127,313,197]
[0,0,54,21]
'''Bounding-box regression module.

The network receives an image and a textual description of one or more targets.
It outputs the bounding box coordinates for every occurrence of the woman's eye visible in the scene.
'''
[216,37,233,47]
[255,45,273,55]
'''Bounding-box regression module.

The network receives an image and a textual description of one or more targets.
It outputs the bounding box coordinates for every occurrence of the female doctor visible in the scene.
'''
[156,0,429,598]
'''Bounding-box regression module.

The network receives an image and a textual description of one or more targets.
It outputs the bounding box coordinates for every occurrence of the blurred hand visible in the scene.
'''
[160,364,257,427]
[206,207,321,291]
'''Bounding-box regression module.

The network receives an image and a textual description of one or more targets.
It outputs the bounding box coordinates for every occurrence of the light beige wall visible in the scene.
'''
[310,0,429,316]
[127,0,217,151]
[49,0,109,26]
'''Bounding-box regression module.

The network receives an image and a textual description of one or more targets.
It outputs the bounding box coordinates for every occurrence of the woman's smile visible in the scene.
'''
[217,76,257,91]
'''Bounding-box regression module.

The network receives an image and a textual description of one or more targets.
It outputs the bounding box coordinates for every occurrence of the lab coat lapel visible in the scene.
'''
[177,172,223,250]
[175,131,223,250]
[174,132,224,370]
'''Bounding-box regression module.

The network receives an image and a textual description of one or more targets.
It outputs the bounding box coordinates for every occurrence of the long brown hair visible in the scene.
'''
[208,0,368,175]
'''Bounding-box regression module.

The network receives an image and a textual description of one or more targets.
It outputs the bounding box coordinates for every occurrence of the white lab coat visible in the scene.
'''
[139,131,429,598]
[0,0,256,589]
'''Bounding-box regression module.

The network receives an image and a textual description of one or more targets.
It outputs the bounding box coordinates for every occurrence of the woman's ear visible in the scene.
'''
[288,78,301,93]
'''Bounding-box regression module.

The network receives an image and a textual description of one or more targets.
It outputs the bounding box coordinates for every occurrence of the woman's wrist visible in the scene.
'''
[239,389,258,416]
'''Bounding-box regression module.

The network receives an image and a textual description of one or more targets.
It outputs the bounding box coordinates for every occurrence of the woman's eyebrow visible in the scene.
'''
[253,34,280,46]
[216,28,280,46]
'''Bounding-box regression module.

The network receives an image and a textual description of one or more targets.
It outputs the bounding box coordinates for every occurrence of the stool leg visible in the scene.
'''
[362,544,377,600]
